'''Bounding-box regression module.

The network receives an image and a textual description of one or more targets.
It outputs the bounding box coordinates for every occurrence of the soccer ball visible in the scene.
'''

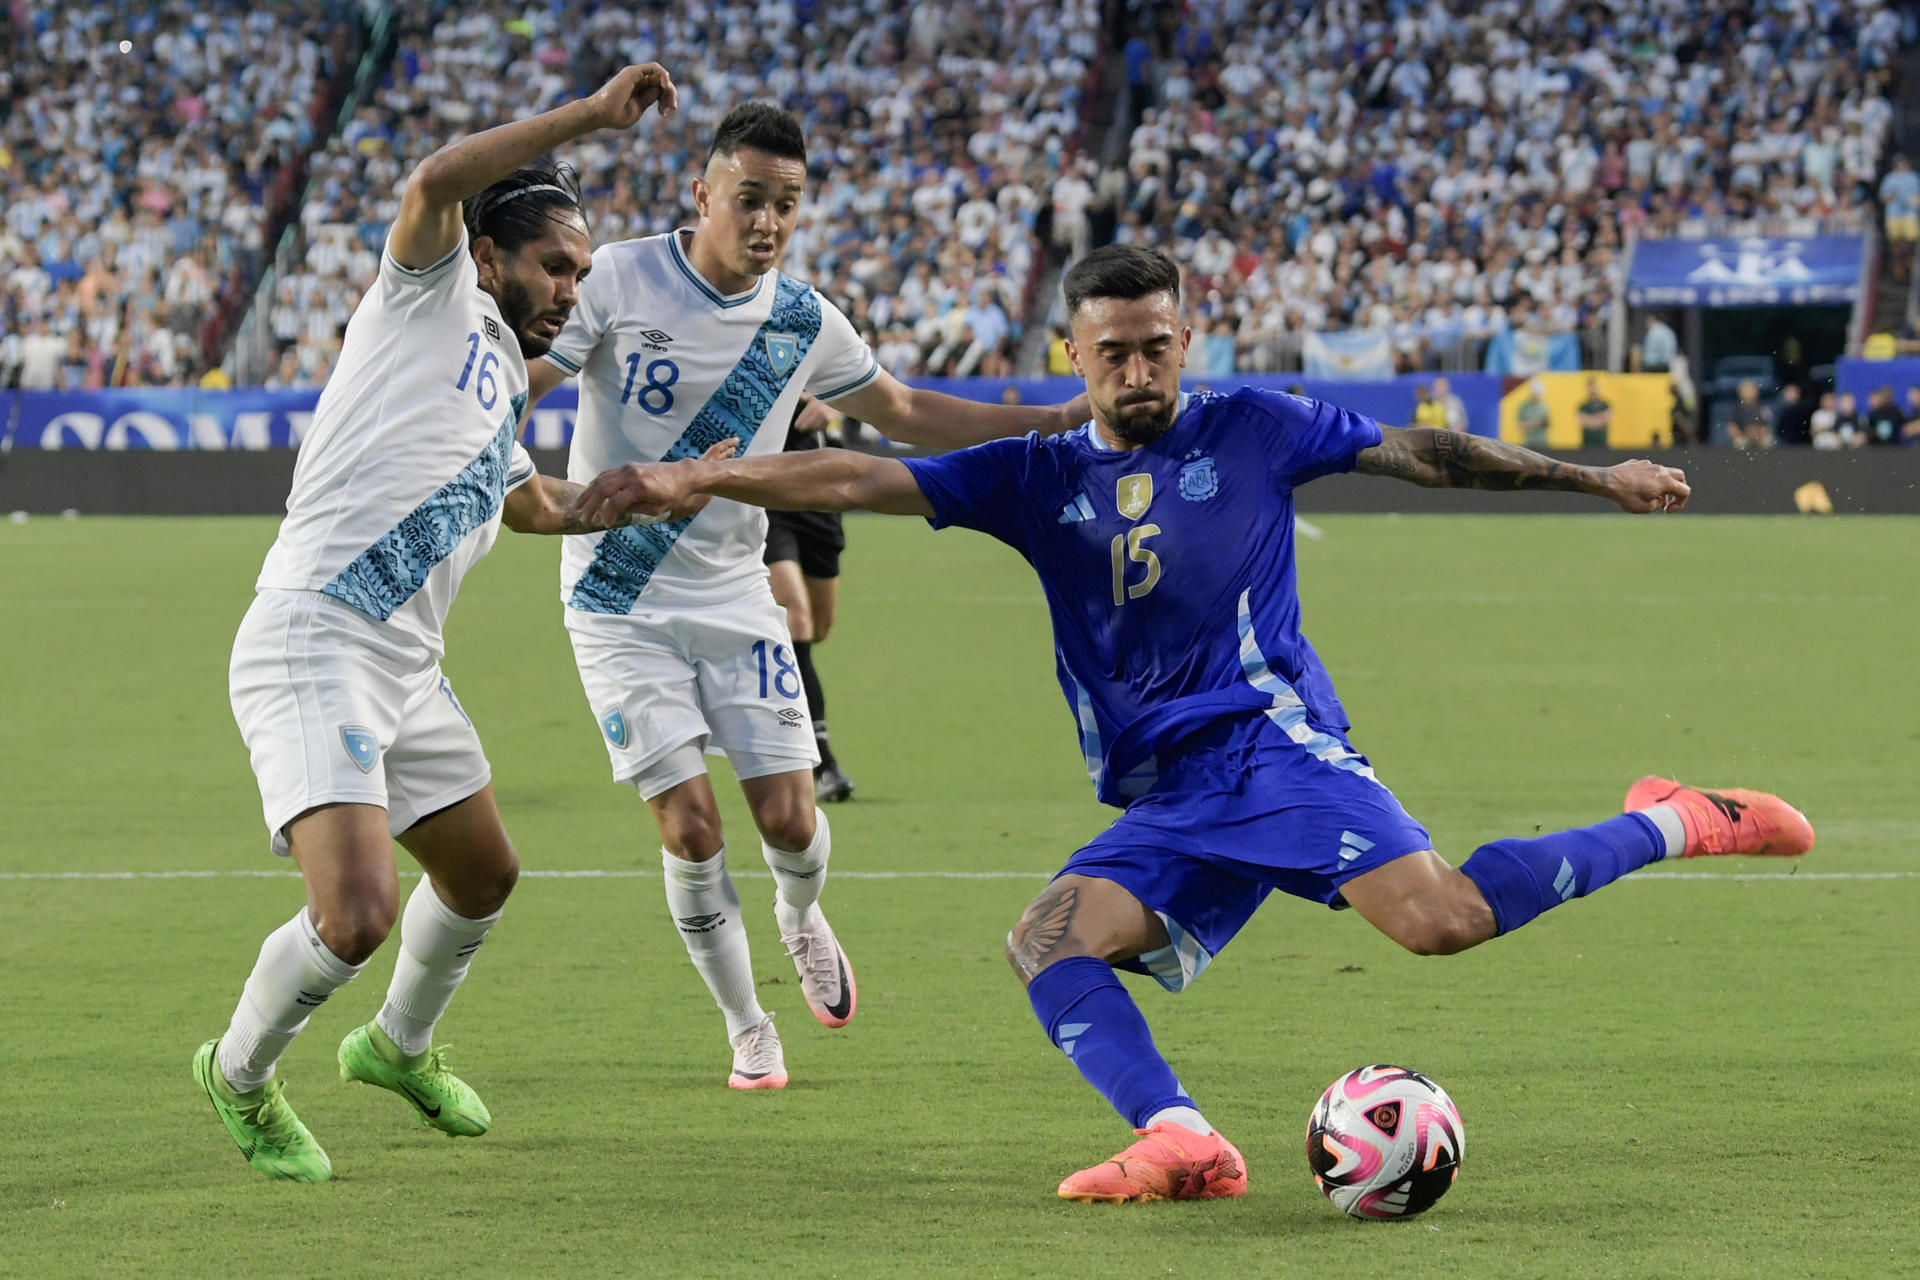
[1306,1064,1465,1220]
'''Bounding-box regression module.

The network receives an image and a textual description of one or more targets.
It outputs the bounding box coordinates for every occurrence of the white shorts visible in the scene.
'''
[229,590,492,856]
[565,581,819,794]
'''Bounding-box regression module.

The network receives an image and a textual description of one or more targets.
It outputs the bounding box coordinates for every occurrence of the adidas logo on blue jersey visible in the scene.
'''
[1057,493,1097,524]
[1336,830,1375,866]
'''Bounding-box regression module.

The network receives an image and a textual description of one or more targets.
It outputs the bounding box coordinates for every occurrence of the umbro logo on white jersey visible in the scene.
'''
[482,316,501,343]
[637,328,674,351]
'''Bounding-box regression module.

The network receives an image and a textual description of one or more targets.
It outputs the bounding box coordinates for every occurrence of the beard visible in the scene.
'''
[495,276,567,358]
[1105,393,1179,445]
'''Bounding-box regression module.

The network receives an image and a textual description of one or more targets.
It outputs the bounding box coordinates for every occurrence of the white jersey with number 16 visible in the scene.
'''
[543,228,878,613]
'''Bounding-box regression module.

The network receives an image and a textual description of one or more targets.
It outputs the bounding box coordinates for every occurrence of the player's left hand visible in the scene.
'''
[1604,458,1690,513]
[792,393,833,436]
[586,63,678,132]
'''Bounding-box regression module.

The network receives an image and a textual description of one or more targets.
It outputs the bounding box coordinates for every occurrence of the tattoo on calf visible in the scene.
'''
[1007,882,1080,981]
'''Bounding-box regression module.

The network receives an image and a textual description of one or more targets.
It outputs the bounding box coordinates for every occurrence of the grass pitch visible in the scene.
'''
[1,512,1915,1279]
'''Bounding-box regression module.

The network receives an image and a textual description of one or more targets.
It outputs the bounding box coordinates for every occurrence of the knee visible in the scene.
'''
[312,892,398,965]
[454,848,519,917]
[1390,900,1495,957]
[659,806,725,860]
[757,799,816,853]
[809,614,832,645]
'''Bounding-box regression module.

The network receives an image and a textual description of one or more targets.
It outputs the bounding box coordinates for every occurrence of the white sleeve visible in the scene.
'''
[506,440,537,493]
[377,227,473,296]
[805,295,881,402]
[542,245,616,377]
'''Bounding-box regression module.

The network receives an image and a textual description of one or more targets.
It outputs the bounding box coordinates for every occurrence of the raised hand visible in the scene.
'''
[587,63,678,132]
[1604,458,1691,513]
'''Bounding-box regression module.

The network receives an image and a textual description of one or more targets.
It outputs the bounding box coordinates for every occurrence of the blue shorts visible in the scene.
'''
[1060,713,1432,993]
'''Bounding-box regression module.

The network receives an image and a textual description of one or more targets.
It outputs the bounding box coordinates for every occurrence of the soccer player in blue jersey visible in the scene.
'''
[572,245,1816,1202]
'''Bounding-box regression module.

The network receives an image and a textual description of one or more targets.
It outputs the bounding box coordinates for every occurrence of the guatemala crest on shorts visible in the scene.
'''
[1178,450,1219,503]
[339,726,378,774]
[763,332,800,378]
[600,706,629,750]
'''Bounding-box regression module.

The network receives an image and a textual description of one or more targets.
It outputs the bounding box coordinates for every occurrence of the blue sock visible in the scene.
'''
[1460,812,1665,936]
[1027,956,1191,1129]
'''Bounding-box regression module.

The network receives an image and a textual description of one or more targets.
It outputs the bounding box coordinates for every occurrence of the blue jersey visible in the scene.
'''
[903,388,1382,808]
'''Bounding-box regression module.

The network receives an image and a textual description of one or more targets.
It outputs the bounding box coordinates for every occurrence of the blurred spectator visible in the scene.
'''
[1832,390,1867,447]
[1727,380,1775,449]
[1902,385,1920,443]
[1776,383,1814,447]
[1576,378,1612,447]
[1639,317,1679,374]
[1880,155,1920,281]
[1411,382,1446,429]
[1431,375,1468,432]
[1668,351,1699,446]
[1810,392,1841,449]
[1865,384,1905,444]
[1516,380,1550,448]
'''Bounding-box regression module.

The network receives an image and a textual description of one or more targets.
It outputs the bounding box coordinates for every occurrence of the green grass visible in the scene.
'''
[1,514,1916,1278]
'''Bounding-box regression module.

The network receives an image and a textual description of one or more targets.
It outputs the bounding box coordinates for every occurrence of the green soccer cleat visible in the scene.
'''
[191,1038,332,1182]
[337,1023,492,1137]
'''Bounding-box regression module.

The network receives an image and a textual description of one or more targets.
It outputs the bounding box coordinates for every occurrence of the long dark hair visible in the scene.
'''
[464,158,585,250]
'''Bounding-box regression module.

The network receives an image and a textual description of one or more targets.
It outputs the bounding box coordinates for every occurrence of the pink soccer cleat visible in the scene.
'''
[1625,777,1815,858]
[1056,1123,1248,1204]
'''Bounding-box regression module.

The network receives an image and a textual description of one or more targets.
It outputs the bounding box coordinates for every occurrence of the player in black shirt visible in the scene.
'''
[764,393,856,801]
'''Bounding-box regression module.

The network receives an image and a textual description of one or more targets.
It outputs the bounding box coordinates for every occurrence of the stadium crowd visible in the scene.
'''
[0,1,360,389]
[1115,0,1909,374]
[262,0,1100,386]
[5,0,1918,398]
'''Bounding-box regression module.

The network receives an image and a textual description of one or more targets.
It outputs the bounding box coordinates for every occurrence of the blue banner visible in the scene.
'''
[1836,355,1920,404]
[0,372,1512,452]
[1626,235,1867,307]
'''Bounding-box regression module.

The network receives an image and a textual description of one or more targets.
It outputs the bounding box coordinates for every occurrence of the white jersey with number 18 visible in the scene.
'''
[253,231,537,659]
[543,228,879,613]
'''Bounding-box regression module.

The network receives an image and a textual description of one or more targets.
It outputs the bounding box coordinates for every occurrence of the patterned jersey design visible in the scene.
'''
[322,392,529,619]
[568,276,821,614]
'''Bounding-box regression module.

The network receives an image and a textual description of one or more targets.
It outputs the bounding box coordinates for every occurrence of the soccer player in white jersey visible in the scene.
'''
[194,65,687,1182]
[526,104,1086,1089]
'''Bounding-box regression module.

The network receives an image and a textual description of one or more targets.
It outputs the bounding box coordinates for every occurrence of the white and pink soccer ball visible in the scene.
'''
[1306,1064,1465,1220]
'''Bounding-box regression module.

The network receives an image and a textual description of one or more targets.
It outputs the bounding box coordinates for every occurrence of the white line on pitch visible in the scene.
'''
[0,869,1915,883]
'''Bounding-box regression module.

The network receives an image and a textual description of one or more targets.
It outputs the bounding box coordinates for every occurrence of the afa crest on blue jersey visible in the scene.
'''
[1178,451,1219,502]
[600,706,629,749]
[339,726,378,774]
[764,332,800,378]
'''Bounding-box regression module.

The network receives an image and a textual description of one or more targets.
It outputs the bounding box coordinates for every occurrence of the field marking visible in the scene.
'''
[1,869,1914,884]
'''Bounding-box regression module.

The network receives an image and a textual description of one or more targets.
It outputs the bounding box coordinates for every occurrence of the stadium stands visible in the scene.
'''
[0,1,363,388]
[1116,0,1909,375]
[245,0,1103,385]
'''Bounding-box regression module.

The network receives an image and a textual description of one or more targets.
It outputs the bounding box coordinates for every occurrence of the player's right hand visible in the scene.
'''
[587,63,677,131]
[1604,458,1691,513]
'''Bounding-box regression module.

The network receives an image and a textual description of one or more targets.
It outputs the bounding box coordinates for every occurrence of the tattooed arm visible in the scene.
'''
[1353,426,1691,513]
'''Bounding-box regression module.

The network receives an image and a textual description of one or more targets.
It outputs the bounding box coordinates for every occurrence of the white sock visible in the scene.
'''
[763,807,830,933]
[663,846,766,1039]
[217,908,364,1091]
[374,877,501,1058]
[1144,1105,1212,1136]
[1641,804,1687,859]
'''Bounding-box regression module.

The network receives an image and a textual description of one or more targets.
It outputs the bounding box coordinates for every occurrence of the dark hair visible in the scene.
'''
[464,159,584,252]
[708,103,807,165]
[1061,245,1181,317]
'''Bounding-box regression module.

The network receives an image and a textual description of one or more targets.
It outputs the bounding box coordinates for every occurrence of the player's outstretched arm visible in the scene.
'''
[503,437,735,534]
[571,451,934,527]
[829,369,1088,450]
[1353,426,1690,513]
[388,63,677,271]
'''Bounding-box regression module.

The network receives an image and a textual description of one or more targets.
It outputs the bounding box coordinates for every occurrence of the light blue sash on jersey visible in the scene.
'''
[568,275,822,614]
[323,391,529,621]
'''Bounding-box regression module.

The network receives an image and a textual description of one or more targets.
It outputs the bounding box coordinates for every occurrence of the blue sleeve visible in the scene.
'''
[1244,389,1384,488]
[900,433,1036,551]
